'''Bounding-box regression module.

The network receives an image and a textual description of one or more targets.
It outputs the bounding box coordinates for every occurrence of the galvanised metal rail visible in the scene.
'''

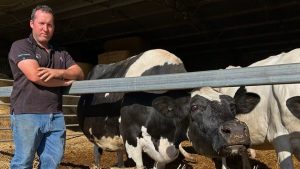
[1,63,300,96]
[1,63,300,142]
[0,100,81,142]
[0,114,82,142]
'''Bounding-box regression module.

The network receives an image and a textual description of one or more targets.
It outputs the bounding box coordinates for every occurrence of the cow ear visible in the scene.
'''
[286,96,300,118]
[234,86,260,114]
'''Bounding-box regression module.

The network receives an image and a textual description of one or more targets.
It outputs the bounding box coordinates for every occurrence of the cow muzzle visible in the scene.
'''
[216,119,250,156]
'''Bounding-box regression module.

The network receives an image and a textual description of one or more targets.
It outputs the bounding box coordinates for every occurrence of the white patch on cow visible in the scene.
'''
[125,141,144,168]
[221,158,228,169]
[88,127,92,135]
[277,150,293,166]
[125,126,179,168]
[186,128,191,145]
[231,148,239,155]
[158,138,179,161]
[248,148,256,158]
[207,48,300,168]
[226,65,241,69]
[104,93,110,97]
[140,126,178,162]
[125,49,182,77]
[94,135,124,151]
[192,87,222,102]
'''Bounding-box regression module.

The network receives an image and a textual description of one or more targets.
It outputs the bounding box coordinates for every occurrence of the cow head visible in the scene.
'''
[152,95,190,119]
[187,87,251,157]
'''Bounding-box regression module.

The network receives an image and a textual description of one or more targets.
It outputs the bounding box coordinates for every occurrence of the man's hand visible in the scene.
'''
[18,60,69,87]
[37,67,64,82]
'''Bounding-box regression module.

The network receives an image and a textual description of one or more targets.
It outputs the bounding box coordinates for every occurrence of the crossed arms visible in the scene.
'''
[18,59,84,87]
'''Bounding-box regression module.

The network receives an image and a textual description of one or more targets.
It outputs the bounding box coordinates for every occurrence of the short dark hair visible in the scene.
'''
[31,5,54,20]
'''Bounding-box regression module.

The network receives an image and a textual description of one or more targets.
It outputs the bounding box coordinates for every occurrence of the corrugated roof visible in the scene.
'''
[1,0,300,71]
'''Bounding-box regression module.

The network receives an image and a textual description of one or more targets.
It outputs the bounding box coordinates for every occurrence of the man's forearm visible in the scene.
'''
[17,59,80,86]
[62,65,84,80]
[33,78,71,87]
[38,65,84,81]
[61,69,84,80]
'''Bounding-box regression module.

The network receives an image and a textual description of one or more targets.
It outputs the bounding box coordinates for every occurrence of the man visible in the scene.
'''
[8,5,84,169]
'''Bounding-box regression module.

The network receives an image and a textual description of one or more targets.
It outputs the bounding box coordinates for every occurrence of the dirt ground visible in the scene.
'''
[0,129,299,169]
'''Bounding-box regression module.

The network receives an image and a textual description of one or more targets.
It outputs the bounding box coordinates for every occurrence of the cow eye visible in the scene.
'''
[191,105,198,112]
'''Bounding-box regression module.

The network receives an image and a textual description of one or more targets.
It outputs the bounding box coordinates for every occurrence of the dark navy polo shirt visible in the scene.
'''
[8,34,76,114]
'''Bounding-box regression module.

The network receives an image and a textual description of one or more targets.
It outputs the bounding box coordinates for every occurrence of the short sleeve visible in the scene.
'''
[8,40,36,66]
[63,51,76,68]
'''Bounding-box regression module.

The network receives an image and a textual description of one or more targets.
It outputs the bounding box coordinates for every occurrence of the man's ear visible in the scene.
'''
[30,20,34,29]
[234,86,260,114]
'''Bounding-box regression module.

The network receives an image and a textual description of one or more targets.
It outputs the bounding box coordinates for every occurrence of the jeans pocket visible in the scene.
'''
[10,113,15,131]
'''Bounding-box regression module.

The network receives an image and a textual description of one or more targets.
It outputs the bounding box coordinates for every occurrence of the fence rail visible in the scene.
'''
[1,63,300,142]
[0,111,81,142]
[0,97,80,142]
[1,63,300,97]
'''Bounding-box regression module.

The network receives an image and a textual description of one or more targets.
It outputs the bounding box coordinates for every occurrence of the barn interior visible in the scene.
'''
[0,0,300,77]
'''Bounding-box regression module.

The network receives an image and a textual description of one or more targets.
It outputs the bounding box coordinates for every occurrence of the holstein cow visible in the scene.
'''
[120,89,191,169]
[121,87,251,169]
[77,49,188,168]
[195,48,300,169]
[77,49,251,169]
[188,87,251,169]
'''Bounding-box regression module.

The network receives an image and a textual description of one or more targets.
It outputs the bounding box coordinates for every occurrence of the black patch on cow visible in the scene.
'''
[233,86,260,114]
[151,94,191,147]
[120,90,190,149]
[78,94,123,117]
[152,95,190,119]
[286,96,300,119]
[141,63,187,76]
[77,92,122,141]
[190,95,236,134]
[220,95,237,116]
[77,53,145,141]
[77,52,142,124]
[77,50,190,158]
[152,96,178,118]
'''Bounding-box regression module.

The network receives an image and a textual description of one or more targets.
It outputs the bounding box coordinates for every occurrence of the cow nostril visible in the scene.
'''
[221,127,231,135]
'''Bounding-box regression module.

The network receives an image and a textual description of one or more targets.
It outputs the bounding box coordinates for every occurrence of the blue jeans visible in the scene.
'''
[10,113,66,169]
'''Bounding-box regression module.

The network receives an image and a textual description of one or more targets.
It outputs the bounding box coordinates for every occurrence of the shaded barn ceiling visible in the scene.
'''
[1,0,300,71]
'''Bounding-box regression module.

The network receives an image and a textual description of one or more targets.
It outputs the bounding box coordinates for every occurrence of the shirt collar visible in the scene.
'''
[28,33,54,50]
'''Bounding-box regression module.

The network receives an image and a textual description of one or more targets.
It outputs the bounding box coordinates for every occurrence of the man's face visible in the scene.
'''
[30,10,54,46]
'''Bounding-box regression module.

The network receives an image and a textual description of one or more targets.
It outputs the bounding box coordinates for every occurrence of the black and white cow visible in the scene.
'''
[193,48,300,169]
[77,49,251,169]
[188,87,252,169]
[121,87,251,169]
[120,89,191,169]
[77,49,188,168]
